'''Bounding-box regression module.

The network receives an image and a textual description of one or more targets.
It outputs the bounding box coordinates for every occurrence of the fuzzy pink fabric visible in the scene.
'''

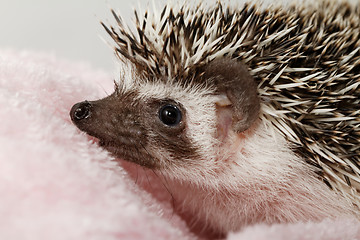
[1,50,359,240]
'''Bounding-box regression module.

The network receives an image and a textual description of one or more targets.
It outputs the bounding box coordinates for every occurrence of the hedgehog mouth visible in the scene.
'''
[98,139,156,168]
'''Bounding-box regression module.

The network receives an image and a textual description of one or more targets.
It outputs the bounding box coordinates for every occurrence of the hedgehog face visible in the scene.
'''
[70,58,260,178]
[70,79,218,171]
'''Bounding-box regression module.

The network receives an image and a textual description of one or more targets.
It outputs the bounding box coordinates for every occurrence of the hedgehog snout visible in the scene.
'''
[70,100,92,122]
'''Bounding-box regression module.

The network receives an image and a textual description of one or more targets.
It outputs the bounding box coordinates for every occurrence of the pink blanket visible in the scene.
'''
[1,50,359,240]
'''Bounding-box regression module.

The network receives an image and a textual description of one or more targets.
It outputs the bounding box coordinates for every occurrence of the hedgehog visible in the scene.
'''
[70,0,360,237]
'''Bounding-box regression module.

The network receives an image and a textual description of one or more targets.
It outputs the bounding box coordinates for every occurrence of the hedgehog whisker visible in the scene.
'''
[138,142,172,191]
[132,143,142,185]
[151,168,176,218]
[143,167,152,188]
[96,82,110,97]
[138,142,176,215]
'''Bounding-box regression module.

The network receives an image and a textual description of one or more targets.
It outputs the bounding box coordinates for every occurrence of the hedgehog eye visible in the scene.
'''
[159,104,182,126]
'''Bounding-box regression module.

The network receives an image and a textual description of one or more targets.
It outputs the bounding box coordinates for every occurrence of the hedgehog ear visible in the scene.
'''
[203,58,260,133]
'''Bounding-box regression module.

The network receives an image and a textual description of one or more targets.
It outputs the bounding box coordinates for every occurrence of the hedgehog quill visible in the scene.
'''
[70,0,360,236]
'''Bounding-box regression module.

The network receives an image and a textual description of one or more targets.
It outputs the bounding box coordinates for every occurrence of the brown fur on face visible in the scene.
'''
[70,89,200,169]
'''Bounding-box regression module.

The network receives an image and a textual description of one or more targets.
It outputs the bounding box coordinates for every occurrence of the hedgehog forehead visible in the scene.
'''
[135,80,216,106]
[115,60,209,96]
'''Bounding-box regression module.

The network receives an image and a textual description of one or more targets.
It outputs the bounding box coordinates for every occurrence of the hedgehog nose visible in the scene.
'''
[70,100,92,122]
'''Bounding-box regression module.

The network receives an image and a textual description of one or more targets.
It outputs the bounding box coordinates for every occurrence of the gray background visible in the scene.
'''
[0,0,352,71]
[0,0,167,71]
